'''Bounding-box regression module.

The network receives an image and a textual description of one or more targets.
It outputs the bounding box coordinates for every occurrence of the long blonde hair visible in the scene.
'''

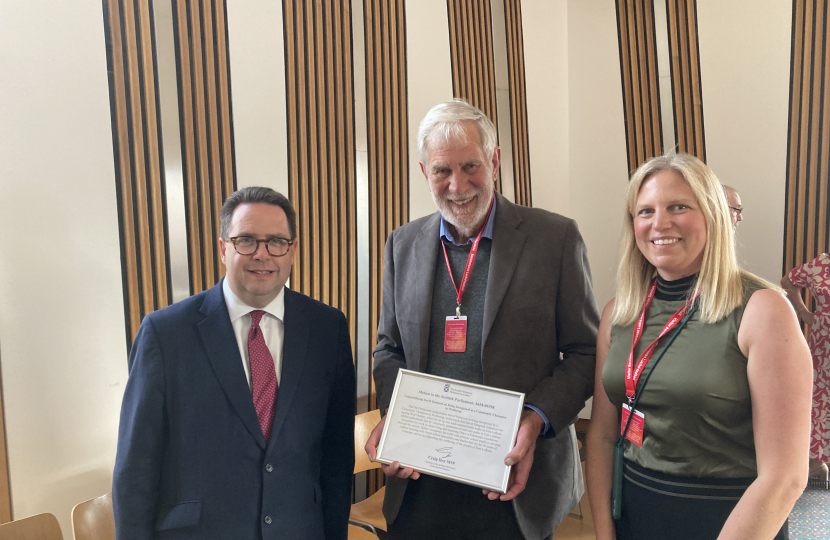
[611,153,777,326]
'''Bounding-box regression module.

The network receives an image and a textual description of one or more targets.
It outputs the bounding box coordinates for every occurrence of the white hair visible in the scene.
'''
[417,99,497,163]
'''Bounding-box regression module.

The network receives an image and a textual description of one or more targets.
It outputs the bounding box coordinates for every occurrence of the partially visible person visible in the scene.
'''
[782,254,830,486]
[723,184,743,228]
[113,187,355,540]
[366,99,598,540]
[587,153,812,540]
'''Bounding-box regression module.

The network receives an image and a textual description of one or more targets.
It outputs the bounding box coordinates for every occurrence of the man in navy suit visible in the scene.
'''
[113,187,355,540]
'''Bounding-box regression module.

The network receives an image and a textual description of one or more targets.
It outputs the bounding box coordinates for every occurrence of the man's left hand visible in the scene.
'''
[482,409,545,501]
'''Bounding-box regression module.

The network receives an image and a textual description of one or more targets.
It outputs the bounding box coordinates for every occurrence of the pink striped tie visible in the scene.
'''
[248,310,278,442]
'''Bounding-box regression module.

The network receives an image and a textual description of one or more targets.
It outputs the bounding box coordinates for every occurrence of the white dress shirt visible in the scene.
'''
[222,279,285,387]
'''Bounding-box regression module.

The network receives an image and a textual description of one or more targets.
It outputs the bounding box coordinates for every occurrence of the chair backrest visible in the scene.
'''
[348,524,379,539]
[354,409,382,474]
[0,513,63,540]
[71,493,114,540]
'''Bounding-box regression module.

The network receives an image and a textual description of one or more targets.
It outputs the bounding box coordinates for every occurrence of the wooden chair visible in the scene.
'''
[350,409,386,534]
[0,513,63,540]
[70,490,370,539]
[71,493,114,540]
[348,524,379,539]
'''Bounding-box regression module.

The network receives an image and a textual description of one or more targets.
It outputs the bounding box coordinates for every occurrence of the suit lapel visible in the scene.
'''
[266,288,309,456]
[482,193,526,349]
[198,281,267,449]
[411,214,442,373]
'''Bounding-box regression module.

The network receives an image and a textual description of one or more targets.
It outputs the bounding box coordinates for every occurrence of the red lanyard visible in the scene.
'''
[625,280,698,403]
[441,195,495,317]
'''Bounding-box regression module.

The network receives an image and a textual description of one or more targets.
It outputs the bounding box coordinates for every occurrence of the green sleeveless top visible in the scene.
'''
[602,275,765,478]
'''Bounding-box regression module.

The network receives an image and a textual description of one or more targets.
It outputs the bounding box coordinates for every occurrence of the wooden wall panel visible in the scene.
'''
[365,0,409,409]
[0,379,10,523]
[666,0,706,161]
[364,0,409,496]
[448,0,502,192]
[103,0,173,347]
[784,0,830,319]
[615,0,663,174]
[172,0,237,295]
[503,0,531,206]
[283,0,357,359]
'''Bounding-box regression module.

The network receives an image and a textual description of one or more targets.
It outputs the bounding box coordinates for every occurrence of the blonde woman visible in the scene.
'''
[586,153,812,539]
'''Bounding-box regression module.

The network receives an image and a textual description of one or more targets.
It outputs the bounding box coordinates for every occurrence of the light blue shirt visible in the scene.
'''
[438,196,553,436]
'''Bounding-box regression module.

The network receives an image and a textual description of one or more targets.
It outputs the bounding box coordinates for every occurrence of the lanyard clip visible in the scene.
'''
[627,396,635,406]
[455,304,461,318]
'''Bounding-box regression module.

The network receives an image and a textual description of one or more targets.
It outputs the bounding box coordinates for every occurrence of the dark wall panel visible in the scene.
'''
[104,0,172,347]
[365,0,409,409]
[615,0,663,174]
[448,0,502,192]
[283,0,358,358]
[504,0,532,206]
[172,0,237,295]
[363,0,409,499]
[666,0,706,161]
[784,0,830,318]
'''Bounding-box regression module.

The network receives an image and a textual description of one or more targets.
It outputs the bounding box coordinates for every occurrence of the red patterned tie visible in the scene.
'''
[248,310,278,443]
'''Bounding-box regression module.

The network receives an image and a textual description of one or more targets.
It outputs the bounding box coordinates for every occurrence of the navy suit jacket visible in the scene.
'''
[113,280,355,540]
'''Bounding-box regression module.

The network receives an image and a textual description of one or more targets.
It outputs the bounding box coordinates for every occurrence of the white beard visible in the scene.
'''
[432,185,494,237]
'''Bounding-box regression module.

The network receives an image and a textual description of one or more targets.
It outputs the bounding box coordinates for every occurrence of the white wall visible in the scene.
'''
[523,0,628,418]
[566,0,629,310]
[697,0,793,283]
[226,1,289,195]
[0,0,129,535]
[524,0,627,311]
[405,0,455,220]
[524,0,570,216]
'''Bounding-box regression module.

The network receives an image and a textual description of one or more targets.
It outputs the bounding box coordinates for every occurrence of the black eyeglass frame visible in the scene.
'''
[227,236,295,257]
[728,206,743,216]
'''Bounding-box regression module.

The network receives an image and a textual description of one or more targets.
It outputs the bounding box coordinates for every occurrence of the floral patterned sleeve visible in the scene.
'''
[788,255,821,289]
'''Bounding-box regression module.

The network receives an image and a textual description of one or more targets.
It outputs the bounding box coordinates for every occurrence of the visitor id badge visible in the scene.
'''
[621,404,645,447]
[444,316,468,352]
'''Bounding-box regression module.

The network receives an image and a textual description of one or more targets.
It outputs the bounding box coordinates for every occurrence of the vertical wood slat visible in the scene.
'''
[123,0,154,318]
[615,0,664,174]
[784,0,830,328]
[644,0,661,155]
[0,380,10,523]
[806,0,826,259]
[503,0,532,206]
[172,0,237,295]
[214,1,236,198]
[283,0,357,365]
[629,0,644,162]
[364,0,409,495]
[201,0,225,288]
[103,0,172,348]
[447,0,502,192]
[189,0,215,287]
[366,0,410,403]
[666,0,706,162]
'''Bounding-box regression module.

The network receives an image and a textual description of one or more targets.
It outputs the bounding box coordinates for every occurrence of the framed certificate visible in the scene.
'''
[375,369,525,493]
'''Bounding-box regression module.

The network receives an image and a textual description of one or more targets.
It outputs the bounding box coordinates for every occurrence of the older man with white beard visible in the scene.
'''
[365,100,599,540]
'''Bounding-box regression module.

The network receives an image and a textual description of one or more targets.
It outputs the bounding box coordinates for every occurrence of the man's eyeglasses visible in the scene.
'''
[227,236,295,257]
[729,206,743,217]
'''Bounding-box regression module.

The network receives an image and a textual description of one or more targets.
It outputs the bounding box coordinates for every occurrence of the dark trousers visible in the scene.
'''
[616,460,788,540]
[387,474,526,540]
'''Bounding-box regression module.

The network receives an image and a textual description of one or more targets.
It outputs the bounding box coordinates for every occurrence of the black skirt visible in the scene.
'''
[616,460,788,540]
